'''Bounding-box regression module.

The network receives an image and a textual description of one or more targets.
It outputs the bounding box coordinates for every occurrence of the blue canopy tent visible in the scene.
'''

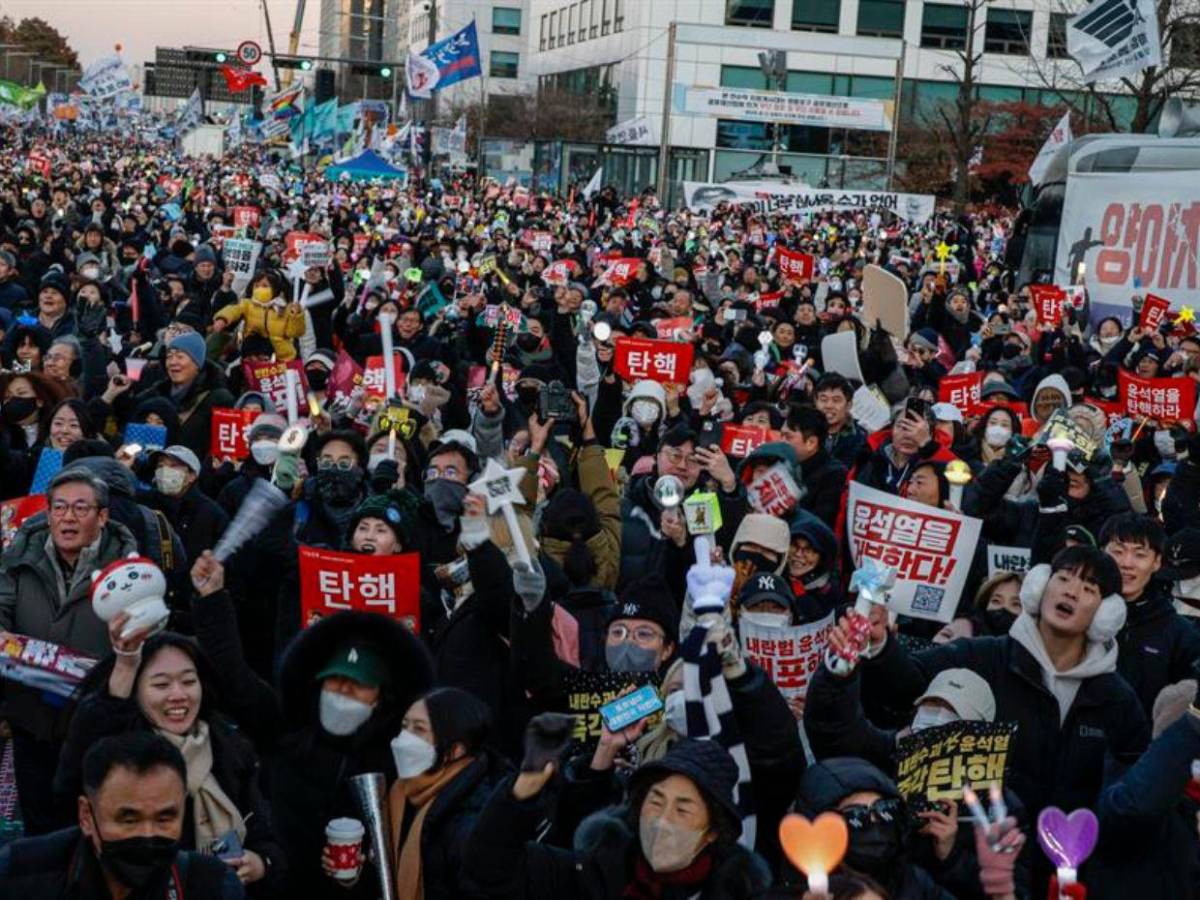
[324,150,408,183]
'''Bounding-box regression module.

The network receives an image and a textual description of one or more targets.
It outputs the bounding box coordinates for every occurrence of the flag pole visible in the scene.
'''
[476,14,487,179]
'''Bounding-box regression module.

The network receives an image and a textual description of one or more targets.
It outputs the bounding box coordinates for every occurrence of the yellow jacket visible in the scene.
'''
[215,296,306,361]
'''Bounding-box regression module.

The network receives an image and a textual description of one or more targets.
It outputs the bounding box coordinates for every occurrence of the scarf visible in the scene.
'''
[621,850,714,900]
[388,756,474,900]
[160,722,246,853]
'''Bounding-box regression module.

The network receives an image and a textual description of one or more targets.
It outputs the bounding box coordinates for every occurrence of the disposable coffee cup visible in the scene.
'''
[325,817,364,880]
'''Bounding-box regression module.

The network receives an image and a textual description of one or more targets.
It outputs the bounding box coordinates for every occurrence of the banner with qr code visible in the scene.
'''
[896,720,1017,803]
[298,546,421,631]
[738,611,833,701]
[558,669,661,750]
[846,482,982,623]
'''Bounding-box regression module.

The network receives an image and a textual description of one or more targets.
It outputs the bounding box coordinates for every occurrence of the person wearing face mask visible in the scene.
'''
[187,554,433,900]
[326,688,504,900]
[55,620,285,895]
[934,572,1025,644]
[465,738,771,900]
[966,407,1021,475]
[213,270,307,362]
[145,445,230,571]
[0,732,246,899]
[303,349,336,407]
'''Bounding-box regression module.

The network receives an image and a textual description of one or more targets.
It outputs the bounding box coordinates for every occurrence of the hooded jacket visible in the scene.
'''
[134,360,236,460]
[1028,373,1070,427]
[214,293,307,361]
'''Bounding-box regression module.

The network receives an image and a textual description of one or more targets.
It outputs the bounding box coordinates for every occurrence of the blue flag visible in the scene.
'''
[422,22,482,91]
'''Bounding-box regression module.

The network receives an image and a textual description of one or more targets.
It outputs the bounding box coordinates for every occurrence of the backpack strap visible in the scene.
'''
[153,510,176,572]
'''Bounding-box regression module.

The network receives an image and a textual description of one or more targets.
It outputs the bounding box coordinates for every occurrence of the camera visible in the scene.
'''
[538,380,577,424]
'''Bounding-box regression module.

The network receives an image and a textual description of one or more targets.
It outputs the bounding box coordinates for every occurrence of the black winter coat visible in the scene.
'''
[144,483,230,569]
[1116,579,1200,715]
[464,780,771,900]
[129,361,236,460]
[797,446,847,528]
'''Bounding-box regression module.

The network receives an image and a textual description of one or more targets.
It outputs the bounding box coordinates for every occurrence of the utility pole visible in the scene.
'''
[886,41,906,190]
[260,0,282,91]
[655,22,677,200]
[424,0,439,179]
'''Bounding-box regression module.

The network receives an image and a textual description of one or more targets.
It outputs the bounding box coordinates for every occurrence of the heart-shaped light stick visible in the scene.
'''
[778,813,848,895]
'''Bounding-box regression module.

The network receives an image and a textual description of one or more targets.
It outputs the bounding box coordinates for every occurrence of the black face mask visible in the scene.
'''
[425,479,468,530]
[1001,344,1022,359]
[2,397,38,424]
[171,240,193,257]
[516,333,542,354]
[516,385,540,409]
[844,822,902,881]
[317,467,363,506]
[984,608,1017,635]
[306,369,330,391]
[732,550,779,575]
[93,826,179,890]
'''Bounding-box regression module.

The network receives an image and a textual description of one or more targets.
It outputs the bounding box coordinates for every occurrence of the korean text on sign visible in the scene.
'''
[739,611,832,700]
[1118,369,1196,425]
[297,546,421,631]
[896,720,1016,803]
[613,336,694,385]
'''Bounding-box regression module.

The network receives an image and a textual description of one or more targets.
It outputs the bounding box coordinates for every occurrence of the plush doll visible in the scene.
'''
[91,554,170,640]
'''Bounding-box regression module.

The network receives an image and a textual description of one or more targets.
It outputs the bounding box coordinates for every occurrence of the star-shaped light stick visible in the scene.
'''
[935,241,953,276]
[1178,305,1196,325]
[470,458,532,566]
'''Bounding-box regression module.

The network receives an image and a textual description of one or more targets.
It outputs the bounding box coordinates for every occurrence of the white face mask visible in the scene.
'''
[663,690,687,735]
[639,816,706,873]
[1154,429,1176,459]
[630,399,660,427]
[250,440,279,466]
[391,728,438,778]
[318,690,376,736]
[739,610,790,629]
[80,265,101,281]
[910,705,959,733]
[984,424,1012,448]
[154,466,188,496]
[409,384,428,405]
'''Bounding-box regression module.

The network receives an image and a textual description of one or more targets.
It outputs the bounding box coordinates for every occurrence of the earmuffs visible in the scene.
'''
[1018,563,1126,644]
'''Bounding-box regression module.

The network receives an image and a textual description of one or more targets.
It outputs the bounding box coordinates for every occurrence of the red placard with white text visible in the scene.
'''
[777,247,815,284]
[1118,370,1196,424]
[1030,285,1067,326]
[240,360,308,412]
[755,291,783,312]
[231,205,261,230]
[1140,294,1171,332]
[720,424,776,458]
[298,546,421,631]
[613,336,693,384]
[938,372,985,416]
[654,317,693,341]
[363,353,407,400]
[1,495,48,549]
[598,257,643,288]
[210,408,258,461]
[283,231,324,264]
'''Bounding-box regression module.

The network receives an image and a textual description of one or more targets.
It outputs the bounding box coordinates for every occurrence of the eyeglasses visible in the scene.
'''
[424,465,463,482]
[661,448,700,469]
[50,500,99,519]
[607,623,665,645]
[317,457,357,471]
[839,798,903,830]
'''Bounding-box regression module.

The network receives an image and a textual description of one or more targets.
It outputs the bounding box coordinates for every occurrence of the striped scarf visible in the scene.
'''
[680,624,756,849]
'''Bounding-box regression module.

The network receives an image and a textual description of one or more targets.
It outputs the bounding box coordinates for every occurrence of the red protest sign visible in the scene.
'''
[938,372,985,416]
[283,231,324,264]
[777,247,815,285]
[231,205,261,229]
[613,336,694,384]
[298,546,421,631]
[1140,294,1171,332]
[210,408,257,461]
[756,291,782,312]
[529,230,552,252]
[654,316,693,341]
[209,223,238,248]
[352,233,371,258]
[1030,285,1067,326]
[363,353,407,400]
[240,360,308,412]
[598,257,643,288]
[541,261,571,286]
[1118,370,1197,424]
[328,349,364,402]
[720,424,775,458]
[27,151,50,179]
[1,495,48,549]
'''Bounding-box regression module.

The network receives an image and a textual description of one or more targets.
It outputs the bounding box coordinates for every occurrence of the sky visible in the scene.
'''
[0,0,322,72]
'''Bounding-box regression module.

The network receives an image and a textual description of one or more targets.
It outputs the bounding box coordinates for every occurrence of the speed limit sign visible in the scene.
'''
[236,41,263,66]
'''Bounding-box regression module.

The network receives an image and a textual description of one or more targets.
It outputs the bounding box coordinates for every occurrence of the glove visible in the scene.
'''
[973,816,1023,897]
[1037,465,1067,509]
[77,300,106,338]
[686,564,735,616]
[1005,433,1033,463]
[512,560,547,613]
[272,452,300,494]
[368,458,400,494]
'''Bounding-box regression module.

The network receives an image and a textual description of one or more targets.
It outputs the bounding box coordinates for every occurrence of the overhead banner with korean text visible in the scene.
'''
[682,86,891,131]
[1054,171,1200,323]
[682,181,935,224]
[846,482,982,624]
[298,546,421,630]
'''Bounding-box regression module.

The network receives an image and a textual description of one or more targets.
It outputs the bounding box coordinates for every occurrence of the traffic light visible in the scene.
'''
[184,48,232,65]
[215,51,228,63]
[351,62,394,78]
[315,68,336,104]
[275,56,314,71]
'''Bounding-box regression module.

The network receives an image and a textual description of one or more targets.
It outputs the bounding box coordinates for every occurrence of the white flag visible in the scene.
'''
[406,51,440,99]
[227,111,242,147]
[1028,111,1073,187]
[1067,0,1162,82]
[583,167,603,198]
[177,88,202,134]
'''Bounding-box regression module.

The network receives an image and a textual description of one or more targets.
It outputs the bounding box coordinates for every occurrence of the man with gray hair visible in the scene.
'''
[0,467,139,836]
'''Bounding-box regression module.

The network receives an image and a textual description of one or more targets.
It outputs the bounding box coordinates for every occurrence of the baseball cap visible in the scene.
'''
[152,445,201,476]
[915,668,996,722]
[931,402,963,424]
[315,643,390,688]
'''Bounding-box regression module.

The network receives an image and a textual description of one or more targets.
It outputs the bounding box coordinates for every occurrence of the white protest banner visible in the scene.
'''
[862,264,910,339]
[431,126,467,157]
[79,54,134,99]
[682,181,935,224]
[223,237,262,294]
[259,172,284,194]
[1028,111,1072,187]
[747,463,803,517]
[1067,0,1161,83]
[683,86,891,131]
[987,545,1031,577]
[1053,170,1200,321]
[821,331,865,384]
[300,240,332,270]
[846,482,982,623]
[606,115,655,146]
[739,611,834,701]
